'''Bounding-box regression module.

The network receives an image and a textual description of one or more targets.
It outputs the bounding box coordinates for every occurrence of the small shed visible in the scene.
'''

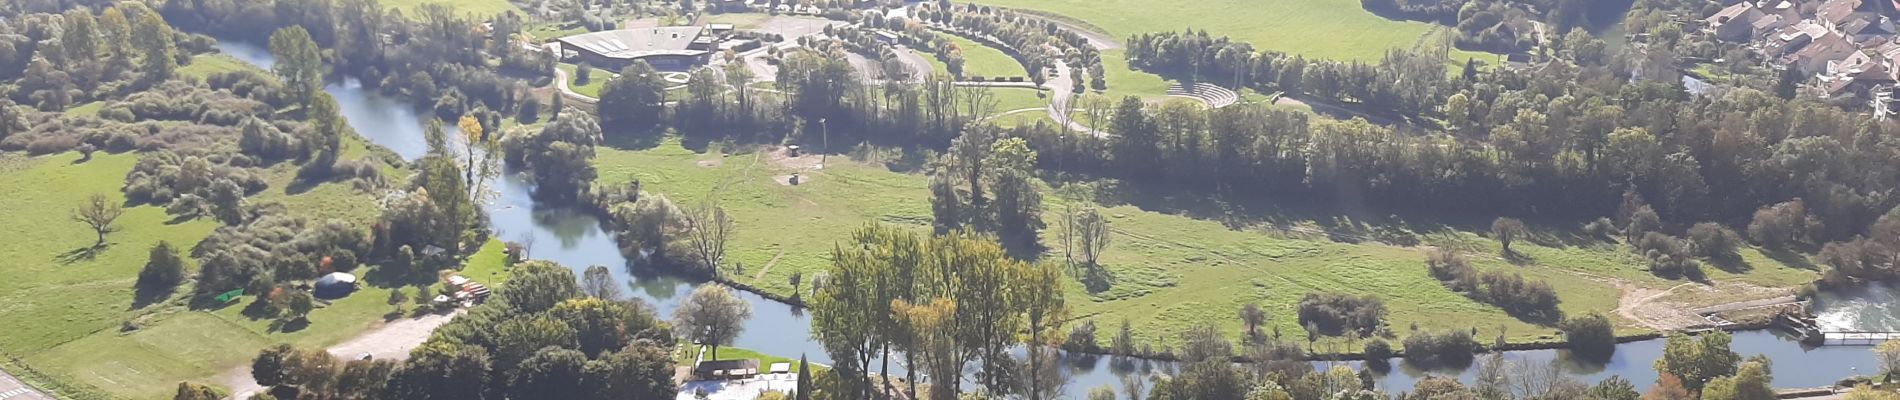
[313,272,358,299]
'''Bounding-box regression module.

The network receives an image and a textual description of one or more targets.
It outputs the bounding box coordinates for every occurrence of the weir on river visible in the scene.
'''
[215,39,1896,398]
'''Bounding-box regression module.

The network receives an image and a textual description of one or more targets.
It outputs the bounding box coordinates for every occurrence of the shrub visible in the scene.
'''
[1402,329,1478,366]
[1687,222,1742,259]
[1296,292,1386,336]
[1559,313,1616,359]
[1426,248,1561,322]
[1637,232,1703,279]
[1065,320,1099,352]
[1363,338,1393,361]
[1749,199,1816,249]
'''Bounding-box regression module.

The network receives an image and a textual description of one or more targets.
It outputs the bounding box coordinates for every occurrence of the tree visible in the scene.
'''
[172,382,224,400]
[1588,376,1640,400]
[498,261,581,313]
[1654,331,1740,390]
[1688,222,1742,259]
[597,61,668,131]
[1646,373,1694,400]
[1075,208,1111,268]
[1748,199,1813,249]
[333,359,396,399]
[384,342,492,400]
[987,137,1045,246]
[582,344,678,399]
[1492,217,1527,254]
[1021,261,1068,400]
[387,288,409,314]
[1363,338,1393,364]
[280,289,316,322]
[138,241,186,293]
[580,265,622,300]
[1238,303,1266,340]
[1088,385,1116,400]
[574,62,593,85]
[1702,360,1774,400]
[506,111,601,202]
[685,202,734,274]
[673,284,753,361]
[1877,340,1900,379]
[73,193,124,245]
[795,355,812,400]
[270,26,325,108]
[509,347,588,400]
[252,344,295,388]
[1626,205,1662,243]
[1559,313,1616,359]
[132,7,175,82]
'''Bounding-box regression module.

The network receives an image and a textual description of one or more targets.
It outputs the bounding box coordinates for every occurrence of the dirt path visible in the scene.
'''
[1611,281,1708,331]
[751,249,785,282]
[216,312,459,399]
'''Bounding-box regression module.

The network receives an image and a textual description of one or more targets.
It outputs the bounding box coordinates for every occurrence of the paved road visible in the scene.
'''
[0,368,51,400]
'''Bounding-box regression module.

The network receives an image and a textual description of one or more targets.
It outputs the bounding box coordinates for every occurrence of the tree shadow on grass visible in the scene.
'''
[56,243,109,265]
[602,130,664,151]
[131,285,177,310]
[1076,263,1116,294]
[1763,248,1819,270]
[1503,249,1536,266]
[1707,252,1753,273]
[268,318,310,333]
[187,293,243,311]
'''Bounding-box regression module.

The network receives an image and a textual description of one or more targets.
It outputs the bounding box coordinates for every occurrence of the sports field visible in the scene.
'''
[971,0,1492,63]
[383,0,518,17]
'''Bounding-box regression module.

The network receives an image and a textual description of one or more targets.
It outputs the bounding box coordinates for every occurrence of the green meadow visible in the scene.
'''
[970,0,1491,63]
[590,137,1819,351]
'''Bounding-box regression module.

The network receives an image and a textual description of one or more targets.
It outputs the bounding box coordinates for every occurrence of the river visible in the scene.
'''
[216,40,1894,398]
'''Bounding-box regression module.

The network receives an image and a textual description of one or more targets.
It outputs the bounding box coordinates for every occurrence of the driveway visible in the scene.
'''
[0,369,50,400]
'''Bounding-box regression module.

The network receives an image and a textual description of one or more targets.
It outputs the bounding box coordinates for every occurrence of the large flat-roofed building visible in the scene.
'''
[557,26,713,69]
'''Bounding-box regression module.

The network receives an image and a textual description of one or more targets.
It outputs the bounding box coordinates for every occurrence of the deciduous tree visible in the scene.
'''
[673,284,753,361]
[73,193,123,245]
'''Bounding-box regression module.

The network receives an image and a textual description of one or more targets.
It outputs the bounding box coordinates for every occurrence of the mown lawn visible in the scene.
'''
[594,138,936,303]
[382,0,519,17]
[969,0,1487,63]
[590,138,1821,353]
[557,62,612,98]
[920,34,1027,80]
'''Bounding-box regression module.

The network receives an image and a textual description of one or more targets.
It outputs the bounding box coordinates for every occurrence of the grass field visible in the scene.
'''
[181,54,251,79]
[558,63,612,98]
[970,0,1489,63]
[591,138,1820,352]
[921,34,1028,79]
[382,0,518,18]
[0,131,508,398]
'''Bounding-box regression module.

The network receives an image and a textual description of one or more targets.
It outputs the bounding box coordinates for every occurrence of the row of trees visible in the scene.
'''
[1113,27,1900,252]
[810,224,1067,399]
[162,0,543,122]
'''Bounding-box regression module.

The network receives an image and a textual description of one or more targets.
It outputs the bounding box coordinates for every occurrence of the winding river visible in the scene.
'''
[216,40,1895,398]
